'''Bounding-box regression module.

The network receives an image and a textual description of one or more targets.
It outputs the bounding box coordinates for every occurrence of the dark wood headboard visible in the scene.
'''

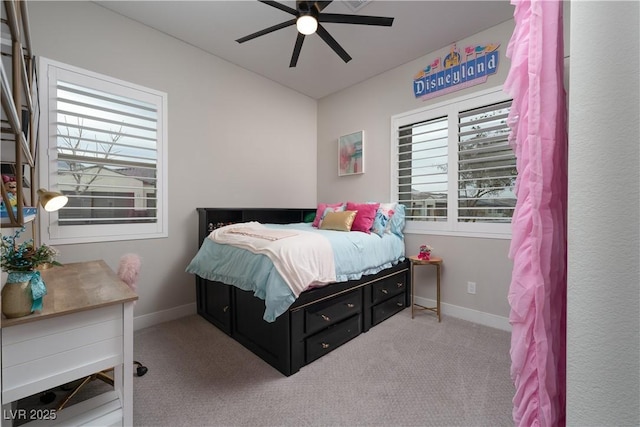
[197,207,316,242]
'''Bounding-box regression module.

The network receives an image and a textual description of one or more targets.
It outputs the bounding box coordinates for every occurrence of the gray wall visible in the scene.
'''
[28,1,318,327]
[317,20,516,329]
[567,1,640,425]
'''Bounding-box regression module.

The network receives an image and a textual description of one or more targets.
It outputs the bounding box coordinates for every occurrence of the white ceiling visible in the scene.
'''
[94,1,515,99]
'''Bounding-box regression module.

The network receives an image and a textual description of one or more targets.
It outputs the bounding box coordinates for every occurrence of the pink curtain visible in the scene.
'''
[504,0,567,426]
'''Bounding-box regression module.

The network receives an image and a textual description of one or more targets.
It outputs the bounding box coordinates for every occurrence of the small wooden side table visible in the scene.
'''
[408,255,443,322]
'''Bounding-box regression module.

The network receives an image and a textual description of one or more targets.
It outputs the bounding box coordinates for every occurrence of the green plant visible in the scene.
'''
[1,227,62,272]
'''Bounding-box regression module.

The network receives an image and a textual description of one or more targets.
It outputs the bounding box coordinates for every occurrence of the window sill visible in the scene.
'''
[404,226,512,240]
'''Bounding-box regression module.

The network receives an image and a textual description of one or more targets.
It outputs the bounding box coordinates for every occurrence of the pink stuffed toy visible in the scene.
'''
[117,253,141,304]
[418,244,432,260]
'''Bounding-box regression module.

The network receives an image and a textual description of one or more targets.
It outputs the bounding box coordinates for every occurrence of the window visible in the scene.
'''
[38,58,168,244]
[392,87,515,238]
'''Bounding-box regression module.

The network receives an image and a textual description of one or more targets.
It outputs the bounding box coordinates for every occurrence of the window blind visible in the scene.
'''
[54,80,159,225]
[457,100,516,223]
[39,57,167,244]
[397,115,449,222]
[392,88,516,237]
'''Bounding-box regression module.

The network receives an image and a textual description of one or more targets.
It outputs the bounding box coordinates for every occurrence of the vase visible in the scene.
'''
[2,279,33,318]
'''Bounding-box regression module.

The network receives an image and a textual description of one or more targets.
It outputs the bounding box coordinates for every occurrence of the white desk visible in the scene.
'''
[1,260,137,426]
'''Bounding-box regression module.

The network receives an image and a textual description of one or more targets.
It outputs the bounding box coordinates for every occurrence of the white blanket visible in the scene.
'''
[227,226,299,241]
[209,222,336,297]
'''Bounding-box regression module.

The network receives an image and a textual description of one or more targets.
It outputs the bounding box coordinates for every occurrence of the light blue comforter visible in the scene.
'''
[186,222,405,322]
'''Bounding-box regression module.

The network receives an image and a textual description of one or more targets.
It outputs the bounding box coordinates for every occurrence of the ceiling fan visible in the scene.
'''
[236,1,394,67]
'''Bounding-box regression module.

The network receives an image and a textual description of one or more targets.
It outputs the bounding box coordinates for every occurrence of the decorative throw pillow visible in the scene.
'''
[388,203,406,238]
[319,210,358,232]
[318,206,338,227]
[346,202,379,233]
[371,202,397,237]
[311,202,345,228]
[303,211,316,223]
[318,206,347,228]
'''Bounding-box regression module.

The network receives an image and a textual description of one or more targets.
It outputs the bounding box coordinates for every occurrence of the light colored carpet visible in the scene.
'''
[133,310,513,426]
[18,310,514,426]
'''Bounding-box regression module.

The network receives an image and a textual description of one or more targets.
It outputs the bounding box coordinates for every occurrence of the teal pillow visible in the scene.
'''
[389,203,406,238]
[303,212,316,223]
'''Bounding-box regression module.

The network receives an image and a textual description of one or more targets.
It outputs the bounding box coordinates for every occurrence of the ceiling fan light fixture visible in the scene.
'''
[296,15,317,35]
[237,1,394,67]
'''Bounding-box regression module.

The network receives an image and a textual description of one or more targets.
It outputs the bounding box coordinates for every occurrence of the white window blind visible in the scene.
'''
[398,115,449,222]
[39,58,168,244]
[457,100,515,223]
[392,87,515,238]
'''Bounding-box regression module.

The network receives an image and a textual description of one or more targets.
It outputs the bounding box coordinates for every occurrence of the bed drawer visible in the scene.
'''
[371,272,407,305]
[304,289,362,335]
[372,293,406,326]
[305,314,361,363]
[200,279,232,334]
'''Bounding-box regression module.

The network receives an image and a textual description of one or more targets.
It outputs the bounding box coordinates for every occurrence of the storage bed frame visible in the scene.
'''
[194,208,411,376]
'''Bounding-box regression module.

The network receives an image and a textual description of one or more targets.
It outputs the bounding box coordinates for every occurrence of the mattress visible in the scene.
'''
[186,222,405,322]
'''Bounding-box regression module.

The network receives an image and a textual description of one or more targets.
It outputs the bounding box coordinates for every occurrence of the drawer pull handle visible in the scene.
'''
[223,305,229,313]
[346,303,355,308]
[381,289,388,294]
[321,343,330,349]
[397,282,404,288]
[396,302,404,307]
[321,314,331,322]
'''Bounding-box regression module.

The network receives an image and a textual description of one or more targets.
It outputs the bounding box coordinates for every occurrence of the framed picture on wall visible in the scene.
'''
[338,130,364,176]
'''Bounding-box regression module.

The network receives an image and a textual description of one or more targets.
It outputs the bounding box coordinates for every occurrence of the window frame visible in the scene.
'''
[38,57,168,244]
[390,86,514,239]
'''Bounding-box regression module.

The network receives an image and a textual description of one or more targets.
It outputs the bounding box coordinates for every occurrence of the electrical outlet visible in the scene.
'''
[467,281,477,294]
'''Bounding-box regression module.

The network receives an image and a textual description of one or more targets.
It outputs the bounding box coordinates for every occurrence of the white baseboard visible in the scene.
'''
[413,296,511,332]
[133,302,197,331]
[133,299,511,332]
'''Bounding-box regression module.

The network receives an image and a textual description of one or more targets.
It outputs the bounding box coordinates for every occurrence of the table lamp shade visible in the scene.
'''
[37,188,68,212]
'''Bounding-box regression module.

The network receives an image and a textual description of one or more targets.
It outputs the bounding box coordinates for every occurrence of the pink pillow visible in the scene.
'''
[312,203,345,228]
[346,202,379,233]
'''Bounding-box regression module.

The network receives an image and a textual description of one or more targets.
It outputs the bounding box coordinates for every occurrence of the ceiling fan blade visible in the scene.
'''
[318,13,394,26]
[236,19,296,43]
[316,24,352,63]
[259,0,298,15]
[314,1,333,12]
[290,33,306,67]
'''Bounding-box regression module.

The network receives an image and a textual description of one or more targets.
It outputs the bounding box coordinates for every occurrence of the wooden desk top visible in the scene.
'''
[1,260,138,328]
[408,255,443,265]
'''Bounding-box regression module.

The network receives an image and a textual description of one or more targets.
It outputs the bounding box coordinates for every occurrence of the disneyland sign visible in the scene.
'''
[413,43,500,101]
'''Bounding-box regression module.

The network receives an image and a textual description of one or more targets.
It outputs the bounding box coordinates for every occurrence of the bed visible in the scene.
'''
[187,206,410,376]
